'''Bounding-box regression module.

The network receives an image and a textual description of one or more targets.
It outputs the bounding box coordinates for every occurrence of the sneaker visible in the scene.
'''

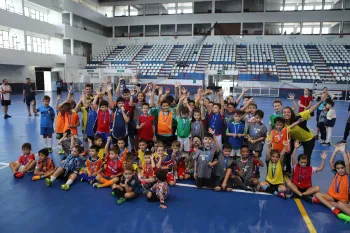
[48,148,53,153]
[61,184,70,191]
[34,113,39,116]
[93,183,102,189]
[45,178,52,187]
[58,149,65,154]
[14,172,24,178]
[117,197,126,205]
[6,115,11,118]
[337,140,346,144]
[312,197,320,204]
[80,178,84,182]
[338,213,350,222]
[332,208,341,216]
[32,176,41,181]
[4,115,8,119]
[321,142,331,146]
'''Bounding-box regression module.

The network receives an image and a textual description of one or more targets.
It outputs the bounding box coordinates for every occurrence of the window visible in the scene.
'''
[145,25,159,37]
[130,25,144,37]
[24,7,29,16]
[177,2,193,14]
[243,23,263,35]
[194,1,212,14]
[244,0,264,12]
[322,22,341,34]
[43,13,48,22]
[114,5,129,16]
[26,35,50,54]
[0,0,5,10]
[161,3,176,15]
[161,24,175,36]
[130,4,144,16]
[0,30,10,49]
[214,23,241,35]
[145,4,159,15]
[266,0,283,11]
[324,0,343,10]
[343,21,350,34]
[194,23,211,35]
[177,24,192,36]
[283,0,303,11]
[282,22,301,35]
[215,0,242,13]
[265,22,282,35]
[303,0,323,10]
[346,0,350,8]
[302,22,321,35]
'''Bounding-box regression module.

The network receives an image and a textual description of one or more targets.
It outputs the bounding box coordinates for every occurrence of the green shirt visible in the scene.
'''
[269,112,283,129]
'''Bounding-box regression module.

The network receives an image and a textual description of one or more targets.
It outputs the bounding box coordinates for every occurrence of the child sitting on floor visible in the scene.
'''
[314,143,350,220]
[32,149,55,181]
[223,145,263,192]
[45,145,84,190]
[154,144,176,186]
[94,146,123,188]
[9,143,36,178]
[139,151,155,184]
[79,145,103,184]
[286,140,326,202]
[260,141,288,198]
[147,169,169,209]
[112,164,141,205]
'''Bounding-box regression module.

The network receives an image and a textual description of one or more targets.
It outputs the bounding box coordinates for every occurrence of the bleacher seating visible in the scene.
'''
[86,43,350,82]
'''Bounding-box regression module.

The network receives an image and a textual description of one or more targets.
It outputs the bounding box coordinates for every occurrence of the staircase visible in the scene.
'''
[127,45,153,71]
[159,45,183,78]
[305,45,333,81]
[272,45,291,81]
[344,45,350,54]
[235,45,247,72]
[195,45,213,72]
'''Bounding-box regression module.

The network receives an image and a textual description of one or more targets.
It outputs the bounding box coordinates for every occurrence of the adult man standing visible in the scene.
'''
[23,78,38,117]
[56,77,63,95]
[0,79,12,119]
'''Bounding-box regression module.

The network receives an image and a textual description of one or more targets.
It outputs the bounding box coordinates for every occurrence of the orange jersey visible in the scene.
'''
[142,164,154,178]
[328,173,349,203]
[64,111,80,135]
[56,111,65,133]
[268,127,290,153]
[85,157,103,174]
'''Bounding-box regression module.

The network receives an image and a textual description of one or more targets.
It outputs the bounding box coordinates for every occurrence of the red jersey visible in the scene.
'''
[103,157,123,177]
[298,95,312,113]
[97,109,112,133]
[18,154,35,166]
[161,158,174,175]
[138,114,155,141]
[292,164,316,189]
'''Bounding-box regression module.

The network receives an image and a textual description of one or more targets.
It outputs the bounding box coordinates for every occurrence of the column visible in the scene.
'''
[112,26,115,38]
[70,39,74,55]
[70,12,73,26]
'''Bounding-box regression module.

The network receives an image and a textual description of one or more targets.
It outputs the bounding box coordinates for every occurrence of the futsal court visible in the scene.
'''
[0,92,349,233]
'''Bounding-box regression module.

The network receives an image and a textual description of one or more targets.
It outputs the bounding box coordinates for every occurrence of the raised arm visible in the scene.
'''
[208,128,220,153]
[329,145,340,171]
[316,151,327,172]
[338,143,350,174]
[279,141,289,163]
[287,93,297,111]
[308,92,328,114]
[106,77,115,109]
[291,140,301,166]
[235,87,248,105]
[105,136,112,156]
[218,89,225,115]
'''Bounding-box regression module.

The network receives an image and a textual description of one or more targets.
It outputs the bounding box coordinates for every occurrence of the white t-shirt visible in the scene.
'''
[327,108,336,120]
[0,84,11,101]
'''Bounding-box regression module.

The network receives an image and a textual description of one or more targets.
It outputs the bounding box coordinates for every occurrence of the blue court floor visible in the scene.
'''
[0,92,349,233]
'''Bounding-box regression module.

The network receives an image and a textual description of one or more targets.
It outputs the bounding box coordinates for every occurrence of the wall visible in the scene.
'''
[64,24,108,57]
[109,35,350,45]
[0,64,35,83]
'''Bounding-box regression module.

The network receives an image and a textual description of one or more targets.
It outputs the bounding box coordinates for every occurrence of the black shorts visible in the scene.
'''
[57,87,62,95]
[196,177,214,188]
[214,176,233,189]
[25,96,35,107]
[57,170,76,180]
[157,135,173,148]
[56,133,64,140]
[1,100,11,106]
[297,187,309,193]
[268,182,283,193]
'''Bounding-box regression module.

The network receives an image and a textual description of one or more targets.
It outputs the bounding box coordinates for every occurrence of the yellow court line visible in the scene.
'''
[284,176,317,233]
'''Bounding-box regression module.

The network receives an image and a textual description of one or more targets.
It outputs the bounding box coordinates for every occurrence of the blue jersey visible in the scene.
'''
[37,105,55,127]
[227,121,246,148]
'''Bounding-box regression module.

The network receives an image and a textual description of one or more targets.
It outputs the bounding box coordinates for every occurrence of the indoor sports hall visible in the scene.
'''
[0,1,350,233]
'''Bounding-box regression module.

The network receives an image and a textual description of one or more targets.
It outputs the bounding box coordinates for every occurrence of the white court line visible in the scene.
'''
[176,183,272,196]
[0,162,9,170]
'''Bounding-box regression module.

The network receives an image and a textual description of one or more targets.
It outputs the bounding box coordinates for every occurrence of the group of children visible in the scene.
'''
[8,80,350,220]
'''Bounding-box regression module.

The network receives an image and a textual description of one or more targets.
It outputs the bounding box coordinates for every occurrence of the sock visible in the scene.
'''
[66,179,73,185]
[50,176,56,182]
[43,138,48,148]
[32,176,40,181]
[49,137,53,148]
[99,177,108,184]
[101,180,115,187]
